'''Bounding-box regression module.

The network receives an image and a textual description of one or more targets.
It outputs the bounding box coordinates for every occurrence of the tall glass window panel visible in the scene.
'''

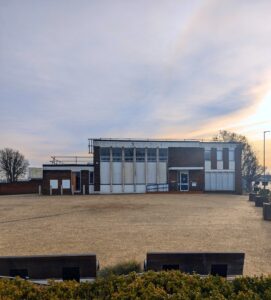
[100,147,110,162]
[217,150,223,161]
[136,148,145,162]
[112,148,122,162]
[159,148,168,162]
[205,150,211,161]
[229,150,235,161]
[124,148,134,162]
[147,148,156,162]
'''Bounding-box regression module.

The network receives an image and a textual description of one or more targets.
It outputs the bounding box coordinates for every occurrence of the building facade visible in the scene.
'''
[92,138,242,194]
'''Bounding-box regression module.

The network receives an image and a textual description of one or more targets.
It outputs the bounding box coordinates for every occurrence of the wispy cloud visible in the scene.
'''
[0,0,271,166]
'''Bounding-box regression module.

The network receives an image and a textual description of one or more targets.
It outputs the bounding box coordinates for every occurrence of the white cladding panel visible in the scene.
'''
[136,163,145,184]
[100,162,110,184]
[112,162,122,184]
[147,163,156,184]
[124,185,134,193]
[205,161,211,171]
[112,185,123,193]
[89,185,94,193]
[136,185,146,193]
[124,163,133,184]
[205,172,235,191]
[229,161,235,170]
[159,163,167,183]
[100,185,111,193]
[217,161,223,170]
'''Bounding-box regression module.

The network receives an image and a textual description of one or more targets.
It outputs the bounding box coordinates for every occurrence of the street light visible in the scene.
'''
[263,130,270,189]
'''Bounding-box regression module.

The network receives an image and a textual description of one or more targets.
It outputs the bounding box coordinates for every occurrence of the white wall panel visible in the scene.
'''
[136,185,146,193]
[136,163,145,184]
[158,163,167,183]
[112,162,122,184]
[100,185,111,193]
[205,161,211,171]
[112,185,122,193]
[217,161,223,170]
[229,161,235,170]
[124,163,133,184]
[89,185,94,194]
[124,185,134,193]
[205,172,235,191]
[100,162,110,184]
[147,163,156,184]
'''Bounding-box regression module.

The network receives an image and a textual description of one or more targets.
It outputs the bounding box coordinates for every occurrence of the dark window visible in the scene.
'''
[205,150,211,161]
[62,267,80,282]
[100,147,110,162]
[112,147,122,162]
[211,264,228,277]
[136,148,145,162]
[147,148,156,162]
[89,171,94,184]
[159,148,168,162]
[10,269,29,279]
[75,172,81,191]
[125,148,134,162]
[162,264,180,271]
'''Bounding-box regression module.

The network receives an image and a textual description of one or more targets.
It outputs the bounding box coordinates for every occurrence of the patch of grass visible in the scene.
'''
[98,260,142,278]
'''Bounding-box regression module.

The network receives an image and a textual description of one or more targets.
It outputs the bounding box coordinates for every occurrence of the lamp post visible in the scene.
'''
[263,130,270,189]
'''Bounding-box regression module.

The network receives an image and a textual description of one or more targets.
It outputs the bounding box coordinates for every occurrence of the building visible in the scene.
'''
[91,138,242,194]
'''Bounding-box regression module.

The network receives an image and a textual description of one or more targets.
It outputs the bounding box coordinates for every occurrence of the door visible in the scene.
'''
[180,172,189,191]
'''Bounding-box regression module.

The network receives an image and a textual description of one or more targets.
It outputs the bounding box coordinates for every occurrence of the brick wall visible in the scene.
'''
[0,180,42,195]
[42,170,72,195]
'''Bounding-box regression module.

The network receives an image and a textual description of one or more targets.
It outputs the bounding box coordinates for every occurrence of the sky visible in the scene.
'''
[0,0,271,168]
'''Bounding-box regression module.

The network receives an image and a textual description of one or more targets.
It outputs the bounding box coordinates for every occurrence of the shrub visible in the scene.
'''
[259,188,270,197]
[1,272,271,299]
[98,260,142,278]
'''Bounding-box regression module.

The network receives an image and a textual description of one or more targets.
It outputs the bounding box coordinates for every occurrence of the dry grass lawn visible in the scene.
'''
[0,193,270,275]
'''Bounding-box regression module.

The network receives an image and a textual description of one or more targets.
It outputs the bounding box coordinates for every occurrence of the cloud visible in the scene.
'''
[0,0,271,167]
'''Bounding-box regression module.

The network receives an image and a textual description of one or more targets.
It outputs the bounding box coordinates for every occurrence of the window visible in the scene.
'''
[125,148,134,162]
[50,179,58,189]
[147,148,156,162]
[112,147,122,162]
[217,150,223,161]
[62,267,80,282]
[89,171,94,184]
[62,179,70,189]
[10,269,28,279]
[136,148,145,162]
[159,148,168,162]
[100,147,110,162]
[229,150,235,161]
[205,150,211,161]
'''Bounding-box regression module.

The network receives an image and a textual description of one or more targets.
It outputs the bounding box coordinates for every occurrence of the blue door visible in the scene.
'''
[180,172,189,191]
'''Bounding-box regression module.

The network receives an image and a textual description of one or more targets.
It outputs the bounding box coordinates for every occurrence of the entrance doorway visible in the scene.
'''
[72,172,81,192]
[180,172,189,191]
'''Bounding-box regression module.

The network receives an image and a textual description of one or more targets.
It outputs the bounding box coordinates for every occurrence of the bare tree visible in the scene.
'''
[213,130,263,192]
[0,148,29,183]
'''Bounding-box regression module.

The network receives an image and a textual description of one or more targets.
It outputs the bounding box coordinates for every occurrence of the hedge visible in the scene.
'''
[0,271,271,299]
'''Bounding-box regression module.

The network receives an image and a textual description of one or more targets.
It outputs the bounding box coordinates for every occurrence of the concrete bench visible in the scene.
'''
[144,252,245,277]
[0,254,98,282]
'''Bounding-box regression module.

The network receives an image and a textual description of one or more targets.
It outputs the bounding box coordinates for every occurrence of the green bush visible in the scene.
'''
[259,188,270,197]
[98,260,142,278]
[1,272,271,299]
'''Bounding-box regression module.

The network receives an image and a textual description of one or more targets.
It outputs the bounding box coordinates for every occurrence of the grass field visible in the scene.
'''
[0,193,270,275]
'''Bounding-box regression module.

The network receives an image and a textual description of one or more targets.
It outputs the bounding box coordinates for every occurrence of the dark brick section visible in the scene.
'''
[189,170,204,192]
[168,147,204,168]
[145,252,245,277]
[223,148,229,170]
[211,148,217,169]
[42,170,72,195]
[94,146,100,192]
[0,180,42,195]
[81,170,89,194]
[235,146,242,195]
[0,254,97,280]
